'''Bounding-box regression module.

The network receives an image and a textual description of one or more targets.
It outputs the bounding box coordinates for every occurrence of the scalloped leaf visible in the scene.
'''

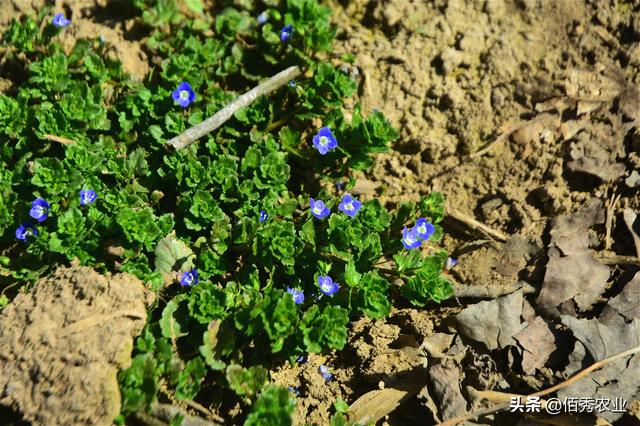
[154,232,194,285]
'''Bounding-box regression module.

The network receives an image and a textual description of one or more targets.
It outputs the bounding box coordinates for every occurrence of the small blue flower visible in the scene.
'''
[180,269,199,286]
[287,287,305,305]
[259,210,268,223]
[446,257,458,270]
[15,222,37,242]
[309,198,330,220]
[338,194,362,218]
[335,181,346,191]
[257,12,268,25]
[287,386,301,396]
[318,365,333,381]
[312,127,338,155]
[172,82,196,108]
[79,189,97,206]
[414,218,435,240]
[280,24,293,42]
[288,80,296,87]
[402,227,421,250]
[29,198,50,223]
[296,355,307,364]
[52,13,71,28]
[318,275,339,296]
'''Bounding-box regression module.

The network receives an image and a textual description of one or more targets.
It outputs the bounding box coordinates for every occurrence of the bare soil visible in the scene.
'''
[0,264,150,426]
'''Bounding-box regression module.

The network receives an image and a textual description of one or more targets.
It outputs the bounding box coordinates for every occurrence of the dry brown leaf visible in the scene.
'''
[567,130,626,181]
[455,289,526,350]
[514,316,556,374]
[347,383,423,425]
[558,315,640,422]
[601,271,640,323]
[428,358,468,420]
[548,198,604,256]
[420,333,456,359]
[537,253,610,317]
[623,208,640,258]
[536,199,610,318]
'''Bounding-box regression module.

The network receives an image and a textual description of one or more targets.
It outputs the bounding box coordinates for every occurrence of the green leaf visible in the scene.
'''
[344,261,361,287]
[175,358,205,400]
[402,273,453,306]
[226,364,269,401]
[261,291,298,353]
[184,0,204,13]
[355,271,391,319]
[301,305,349,353]
[154,232,195,285]
[333,398,349,414]
[244,386,294,426]
[393,250,422,274]
[160,299,188,340]
[199,320,229,370]
[300,219,316,246]
[419,192,446,224]
[187,284,228,324]
[117,207,174,251]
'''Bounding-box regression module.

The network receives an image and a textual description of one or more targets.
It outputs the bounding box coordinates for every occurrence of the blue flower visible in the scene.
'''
[52,13,71,28]
[288,80,296,87]
[446,257,458,270]
[296,355,307,364]
[414,218,435,240]
[29,198,50,222]
[180,269,199,286]
[257,12,268,25]
[287,386,301,396]
[335,181,346,191]
[287,287,305,305]
[338,193,362,218]
[309,198,330,220]
[280,24,293,42]
[318,365,333,381]
[259,210,268,223]
[172,82,196,108]
[318,275,339,296]
[15,222,37,242]
[312,127,338,155]
[402,227,421,250]
[79,189,97,206]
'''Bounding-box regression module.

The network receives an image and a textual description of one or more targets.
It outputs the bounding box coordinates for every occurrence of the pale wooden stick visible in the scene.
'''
[595,253,640,266]
[446,208,509,242]
[43,134,75,145]
[166,66,302,150]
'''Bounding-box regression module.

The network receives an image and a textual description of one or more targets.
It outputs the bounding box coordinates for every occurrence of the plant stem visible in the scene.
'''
[167,65,302,150]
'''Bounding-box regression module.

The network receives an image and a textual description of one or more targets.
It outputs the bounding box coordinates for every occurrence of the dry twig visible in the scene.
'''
[166,66,301,150]
[145,403,223,426]
[437,344,640,426]
[446,208,509,242]
[450,279,535,299]
[43,134,75,145]
[604,192,621,251]
[595,253,640,267]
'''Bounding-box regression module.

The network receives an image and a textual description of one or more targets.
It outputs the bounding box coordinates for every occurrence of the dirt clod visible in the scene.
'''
[0,265,149,426]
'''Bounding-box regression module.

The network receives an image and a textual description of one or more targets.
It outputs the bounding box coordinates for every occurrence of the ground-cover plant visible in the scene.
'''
[0,0,453,423]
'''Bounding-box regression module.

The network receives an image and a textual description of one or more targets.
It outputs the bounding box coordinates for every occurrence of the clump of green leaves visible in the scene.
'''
[0,0,452,424]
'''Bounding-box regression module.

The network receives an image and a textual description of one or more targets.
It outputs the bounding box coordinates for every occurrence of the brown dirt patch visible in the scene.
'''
[1,0,149,80]
[331,0,640,288]
[0,264,151,425]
